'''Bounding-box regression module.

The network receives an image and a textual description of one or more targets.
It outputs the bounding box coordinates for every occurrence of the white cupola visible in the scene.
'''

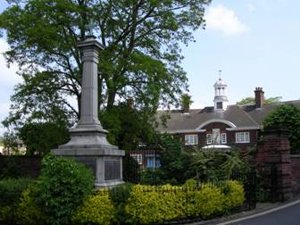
[213,72,228,111]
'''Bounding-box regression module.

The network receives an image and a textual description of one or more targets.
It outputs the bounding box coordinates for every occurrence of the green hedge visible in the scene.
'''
[72,189,115,225]
[0,178,33,224]
[12,179,245,225]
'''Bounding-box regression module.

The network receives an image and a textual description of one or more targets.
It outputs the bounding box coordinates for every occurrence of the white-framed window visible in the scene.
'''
[185,134,198,146]
[206,134,212,144]
[221,133,227,144]
[235,132,250,143]
[131,154,143,165]
[212,128,221,144]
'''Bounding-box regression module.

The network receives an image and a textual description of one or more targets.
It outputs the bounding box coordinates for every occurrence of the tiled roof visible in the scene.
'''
[156,100,300,133]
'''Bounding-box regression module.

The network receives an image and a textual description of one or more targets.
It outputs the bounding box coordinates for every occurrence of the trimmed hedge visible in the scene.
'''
[72,189,115,225]
[124,180,245,224]
[11,179,245,225]
[0,178,33,224]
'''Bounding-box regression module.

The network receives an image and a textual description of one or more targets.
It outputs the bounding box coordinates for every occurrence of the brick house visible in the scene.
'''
[130,78,300,168]
[156,78,300,151]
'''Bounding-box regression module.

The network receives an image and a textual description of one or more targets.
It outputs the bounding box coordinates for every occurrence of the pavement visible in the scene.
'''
[185,194,300,225]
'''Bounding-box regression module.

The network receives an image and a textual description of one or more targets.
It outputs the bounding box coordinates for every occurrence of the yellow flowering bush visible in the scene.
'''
[16,189,45,225]
[193,183,225,219]
[125,184,161,224]
[157,184,185,220]
[223,180,245,209]
[72,189,115,225]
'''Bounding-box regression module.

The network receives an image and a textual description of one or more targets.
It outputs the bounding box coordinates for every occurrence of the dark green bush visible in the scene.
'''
[31,154,94,225]
[110,183,133,224]
[0,178,33,224]
[0,157,22,179]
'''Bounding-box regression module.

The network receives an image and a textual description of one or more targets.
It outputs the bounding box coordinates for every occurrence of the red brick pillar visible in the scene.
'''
[255,129,293,201]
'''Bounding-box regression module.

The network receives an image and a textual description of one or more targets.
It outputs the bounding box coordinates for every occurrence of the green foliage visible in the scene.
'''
[31,154,94,225]
[1,0,211,144]
[125,185,159,224]
[0,178,32,206]
[140,168,164,185]
[236,96,282,105]
[109,183,133,224]
[18,122,69,156]
[0,156,22,179]
[159,134,191,184]
[124,182,245,224]
[100,103,157,150]
[221,150,251,179]
[263,104,300,153]
[181,93,193,110]
[72,189,115,225]
[110,183,133,206]
[125,184,184,224]
[0,178,32,224]
[182,178,198,189]
[222,180,245,210]
[190,149,222,182]
[16,188,45,225]
[193,184,225,218]
[190,149,251,182]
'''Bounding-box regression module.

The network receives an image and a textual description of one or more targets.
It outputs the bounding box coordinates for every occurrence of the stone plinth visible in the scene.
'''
[52,36,125,188]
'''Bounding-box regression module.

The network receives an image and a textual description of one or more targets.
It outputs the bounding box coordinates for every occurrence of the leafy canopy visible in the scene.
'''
[263,104,300,154]
[0,0,211,149]
[236,96,282,105]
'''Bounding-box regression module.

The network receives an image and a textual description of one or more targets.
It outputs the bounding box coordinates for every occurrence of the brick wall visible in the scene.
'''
[291,155,300,193]
[0,156,42,178]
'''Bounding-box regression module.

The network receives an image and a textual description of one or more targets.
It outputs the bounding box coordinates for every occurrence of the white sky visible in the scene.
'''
[1,0,300,135]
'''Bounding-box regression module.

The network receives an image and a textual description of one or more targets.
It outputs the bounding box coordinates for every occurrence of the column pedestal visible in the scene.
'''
[52,36,124,188]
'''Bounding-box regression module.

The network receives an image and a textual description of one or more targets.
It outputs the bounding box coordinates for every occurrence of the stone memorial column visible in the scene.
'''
[52,36,125,188]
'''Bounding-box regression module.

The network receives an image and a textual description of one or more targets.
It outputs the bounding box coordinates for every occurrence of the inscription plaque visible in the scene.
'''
[105,160,121,180]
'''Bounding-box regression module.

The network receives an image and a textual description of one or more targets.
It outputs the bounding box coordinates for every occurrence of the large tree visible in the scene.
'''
[0,0,211,148]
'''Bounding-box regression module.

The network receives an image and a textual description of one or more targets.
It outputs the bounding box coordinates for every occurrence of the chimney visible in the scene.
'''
[183,104,190,113]
[254,87,264,108]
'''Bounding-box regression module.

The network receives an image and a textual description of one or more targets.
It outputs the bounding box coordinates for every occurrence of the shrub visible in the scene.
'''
[16,188,45,225]
[125,184,186,224]
[193,183,225,219]
[125,185,162,224]
[0,178,32,224]
[109,183,133,224]
[183,178,198,189]
[222,180,245,210]
[0,157,22,179]
[157,184,185,220]
[32,154,94,225]
[73,189,115,225]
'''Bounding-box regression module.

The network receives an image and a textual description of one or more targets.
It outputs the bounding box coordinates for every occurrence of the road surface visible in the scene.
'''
[219,200,300,225]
